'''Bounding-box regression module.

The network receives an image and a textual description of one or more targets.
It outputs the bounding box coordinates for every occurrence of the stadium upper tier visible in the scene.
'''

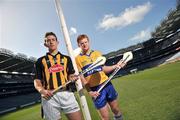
[105,5,180,59]
[151,5,180,39]
[0,48,36,73]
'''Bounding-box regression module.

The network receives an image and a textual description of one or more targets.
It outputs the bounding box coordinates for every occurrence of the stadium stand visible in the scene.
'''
[104,4,180,76]
[0,48,40,115]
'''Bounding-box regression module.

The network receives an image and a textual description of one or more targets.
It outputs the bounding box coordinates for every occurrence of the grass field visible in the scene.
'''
[1,61,180,120]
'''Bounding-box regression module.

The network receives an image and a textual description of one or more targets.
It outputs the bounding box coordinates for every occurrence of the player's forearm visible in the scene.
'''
[34,79,44,93]
[103,65,116,74]
[79,75,100,97]
[79,75,91,92]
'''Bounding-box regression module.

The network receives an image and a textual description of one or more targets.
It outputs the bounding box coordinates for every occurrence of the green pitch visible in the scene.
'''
[1,61,180,120]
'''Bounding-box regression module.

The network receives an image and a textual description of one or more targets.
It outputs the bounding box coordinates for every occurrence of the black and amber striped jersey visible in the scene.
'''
[34,52,75,90]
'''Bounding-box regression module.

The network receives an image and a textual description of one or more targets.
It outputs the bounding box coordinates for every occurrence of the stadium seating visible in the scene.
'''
[0,48,38,115]
[104,6,180,76]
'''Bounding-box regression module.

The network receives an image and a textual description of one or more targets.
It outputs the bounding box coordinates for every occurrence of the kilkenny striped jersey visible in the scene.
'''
[34,52,75,90]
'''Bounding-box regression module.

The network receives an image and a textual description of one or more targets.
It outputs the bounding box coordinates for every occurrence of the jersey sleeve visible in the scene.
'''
[67,56,75,75]
[34,58,43,81]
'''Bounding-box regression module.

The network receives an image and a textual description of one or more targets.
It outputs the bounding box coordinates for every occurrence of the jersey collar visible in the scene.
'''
[80,49,93,56]
[46,51,61,57]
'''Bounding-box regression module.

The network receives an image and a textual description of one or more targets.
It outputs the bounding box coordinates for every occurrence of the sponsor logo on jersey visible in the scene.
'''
[49,64,64,73]
[84,66,102,77]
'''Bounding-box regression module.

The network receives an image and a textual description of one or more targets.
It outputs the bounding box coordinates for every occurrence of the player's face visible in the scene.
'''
[78,38,90,53]
[46,35,59,52]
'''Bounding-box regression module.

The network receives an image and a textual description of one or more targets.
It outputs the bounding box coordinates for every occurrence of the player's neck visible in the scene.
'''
[82,49,90,55]
[49,49,58,56]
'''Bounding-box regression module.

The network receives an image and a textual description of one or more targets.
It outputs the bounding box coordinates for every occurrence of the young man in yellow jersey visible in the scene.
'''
[75,34,126,120]
[34,32,82,120]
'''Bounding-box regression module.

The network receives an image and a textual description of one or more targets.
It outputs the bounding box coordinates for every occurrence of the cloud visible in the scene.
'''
[129,28,151,41]
[69,27,77,36]
[98,2,152,30]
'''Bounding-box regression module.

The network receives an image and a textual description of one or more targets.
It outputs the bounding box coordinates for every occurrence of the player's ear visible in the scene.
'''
[44,38,48,47]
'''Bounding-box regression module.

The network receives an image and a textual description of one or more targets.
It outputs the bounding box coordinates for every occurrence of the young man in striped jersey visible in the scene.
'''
[75,34,126,120]
[34,32,82,120]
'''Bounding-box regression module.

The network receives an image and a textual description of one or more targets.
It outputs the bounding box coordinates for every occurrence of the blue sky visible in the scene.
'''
[0,0,177,58]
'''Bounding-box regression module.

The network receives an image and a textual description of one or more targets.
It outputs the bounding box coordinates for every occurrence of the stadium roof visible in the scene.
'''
[0,48,36,73]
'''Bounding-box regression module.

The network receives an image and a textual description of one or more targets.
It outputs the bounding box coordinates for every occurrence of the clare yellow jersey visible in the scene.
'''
[75,50,108,87]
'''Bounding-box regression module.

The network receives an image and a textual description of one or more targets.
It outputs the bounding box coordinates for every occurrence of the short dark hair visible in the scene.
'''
[77,34,89,43]
[44,32,57,40]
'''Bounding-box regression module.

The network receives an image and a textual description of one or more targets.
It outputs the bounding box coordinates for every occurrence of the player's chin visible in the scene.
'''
[49,47,57,51]
[84,47,89,51]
